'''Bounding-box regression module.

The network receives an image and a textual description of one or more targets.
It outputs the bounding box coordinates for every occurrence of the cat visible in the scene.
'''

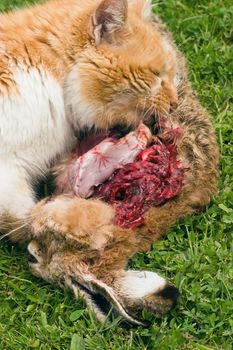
[26,15,219,325]
[0,1,219,325]
[0,0,178,239]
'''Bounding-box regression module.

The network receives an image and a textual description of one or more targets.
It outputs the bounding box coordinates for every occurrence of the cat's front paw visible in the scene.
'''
[29,194,115,250]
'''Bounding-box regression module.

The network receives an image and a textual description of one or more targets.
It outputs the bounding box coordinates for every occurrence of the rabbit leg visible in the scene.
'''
[112,270,179,317]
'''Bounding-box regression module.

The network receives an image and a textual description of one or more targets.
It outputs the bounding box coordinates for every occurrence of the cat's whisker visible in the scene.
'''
[0,222,29,241]
[135,96,151,125]
[135,99,141,120]
[142,102,152,120]
[177,82,189,95]
[146,105,156,122]
[141,98,146,119]
[156,111,164,134]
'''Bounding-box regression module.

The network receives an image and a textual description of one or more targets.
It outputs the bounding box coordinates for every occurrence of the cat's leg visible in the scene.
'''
[29,194,115,250]
[0,163,35,242]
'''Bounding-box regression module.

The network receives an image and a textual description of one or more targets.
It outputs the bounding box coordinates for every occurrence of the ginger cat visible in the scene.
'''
[0,1,219,325]
[0,0,178,236]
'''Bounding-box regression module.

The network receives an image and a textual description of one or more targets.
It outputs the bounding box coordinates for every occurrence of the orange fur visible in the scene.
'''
[0,0,177,128]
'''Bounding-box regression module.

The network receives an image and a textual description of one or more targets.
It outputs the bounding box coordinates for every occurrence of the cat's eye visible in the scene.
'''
[149,68,160,77]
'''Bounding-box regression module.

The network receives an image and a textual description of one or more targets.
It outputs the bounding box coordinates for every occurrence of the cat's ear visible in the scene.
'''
[130,0,153,21]
[90,0,128,45]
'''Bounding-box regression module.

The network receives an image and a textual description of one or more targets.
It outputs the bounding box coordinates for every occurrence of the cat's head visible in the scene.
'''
[67,0,178,130]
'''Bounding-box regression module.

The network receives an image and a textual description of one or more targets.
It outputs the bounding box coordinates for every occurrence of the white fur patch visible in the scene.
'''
[118,270,166,299]
[65,66,101,130]
[0,66,75,218]
[0,66,74,176]
[0,164,35,217]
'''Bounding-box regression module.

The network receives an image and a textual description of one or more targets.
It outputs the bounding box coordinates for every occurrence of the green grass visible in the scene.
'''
[0,0,232,349]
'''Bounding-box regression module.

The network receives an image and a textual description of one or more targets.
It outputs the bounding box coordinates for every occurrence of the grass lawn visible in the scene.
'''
[0,0,232,349]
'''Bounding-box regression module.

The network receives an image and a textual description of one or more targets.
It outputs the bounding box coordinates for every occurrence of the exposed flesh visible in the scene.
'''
[64,123,184,229]
[97,139,184,228]
[69,123,153,198]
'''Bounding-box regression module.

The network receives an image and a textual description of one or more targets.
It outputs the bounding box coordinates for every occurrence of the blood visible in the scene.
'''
[96,134,185,229]
[64,124,185,230]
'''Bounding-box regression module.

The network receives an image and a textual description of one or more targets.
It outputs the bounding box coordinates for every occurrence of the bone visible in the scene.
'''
[69,122,153,198]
